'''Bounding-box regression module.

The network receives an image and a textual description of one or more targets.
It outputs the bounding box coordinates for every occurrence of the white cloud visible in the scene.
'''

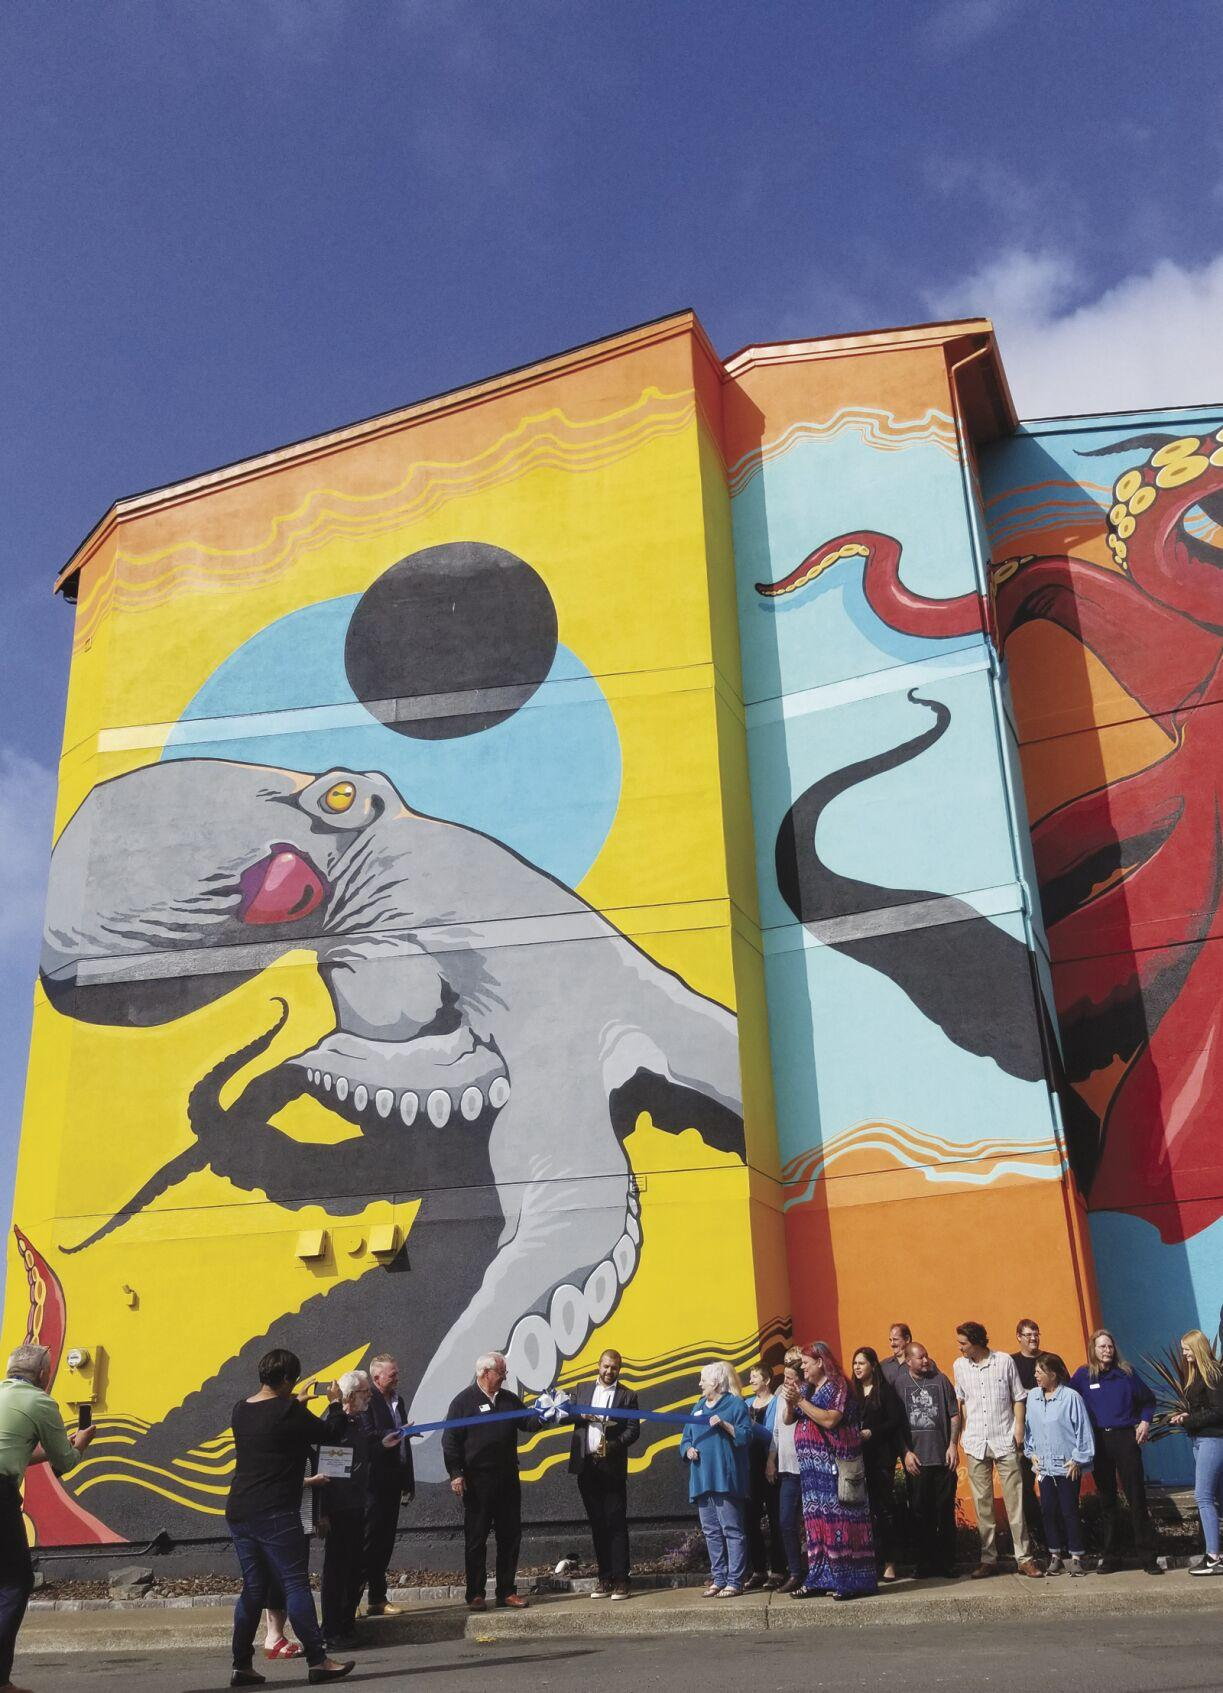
[921,0,1014,52]
[926,249,1223,418]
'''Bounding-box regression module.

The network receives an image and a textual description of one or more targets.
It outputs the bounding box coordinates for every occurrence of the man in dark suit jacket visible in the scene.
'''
[568,1349,640,1598]
[359,1353,415,1616]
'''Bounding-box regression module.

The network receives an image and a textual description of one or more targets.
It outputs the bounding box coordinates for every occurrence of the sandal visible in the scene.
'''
[701,1582,722,1597]
[265,1638,303,1659]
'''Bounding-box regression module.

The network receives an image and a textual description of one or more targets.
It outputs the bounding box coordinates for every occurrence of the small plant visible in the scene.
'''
[1141,1342,1190,1441]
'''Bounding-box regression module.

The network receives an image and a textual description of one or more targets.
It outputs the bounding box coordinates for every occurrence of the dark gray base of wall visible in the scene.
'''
[32,1520,697,1583]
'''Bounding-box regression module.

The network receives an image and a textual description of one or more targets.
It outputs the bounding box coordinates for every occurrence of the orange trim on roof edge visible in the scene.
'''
[55,307,716,597]
[721,316,997,375]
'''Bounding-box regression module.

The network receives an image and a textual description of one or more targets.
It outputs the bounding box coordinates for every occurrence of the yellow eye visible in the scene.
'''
[322,781,356,814]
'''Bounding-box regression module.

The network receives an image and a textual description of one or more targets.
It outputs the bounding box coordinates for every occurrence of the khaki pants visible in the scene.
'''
[965,1450,1031,1564]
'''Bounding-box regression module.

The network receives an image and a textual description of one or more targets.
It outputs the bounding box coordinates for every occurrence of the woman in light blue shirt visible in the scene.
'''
[1023,1351,1094,1575]
[680,1361,752,1597]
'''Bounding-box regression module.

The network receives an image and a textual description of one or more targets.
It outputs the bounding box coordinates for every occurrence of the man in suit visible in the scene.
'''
[442,1351,543,1611]
[359,1353,414,1617]
[568,1349,640,1599]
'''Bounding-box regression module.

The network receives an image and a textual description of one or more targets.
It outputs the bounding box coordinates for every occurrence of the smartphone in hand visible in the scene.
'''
[77,1404,93,1431]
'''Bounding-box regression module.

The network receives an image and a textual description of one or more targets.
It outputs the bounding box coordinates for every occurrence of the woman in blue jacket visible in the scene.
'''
[680,1361,752,1597]
[1023,1352,1094,1576]
[1070,1328,1160,1574]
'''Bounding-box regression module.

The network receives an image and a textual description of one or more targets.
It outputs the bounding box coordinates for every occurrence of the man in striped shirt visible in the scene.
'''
[952,1321,1043,1579]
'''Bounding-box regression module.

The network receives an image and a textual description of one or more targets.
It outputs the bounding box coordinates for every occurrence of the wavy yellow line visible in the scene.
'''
[729,408,958,495]
[70,1455,231,1496]
[72,389,696,647]
[74,1474,228,1516]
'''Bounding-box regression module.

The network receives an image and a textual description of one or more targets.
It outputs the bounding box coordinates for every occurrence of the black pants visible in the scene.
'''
[907,1464,958,1576]
[577,1463,630,1582]
[321,1509,365,1640]
[744,1463,787,1578]
[1019,1454,1047,1549]
[1093,1426,1153,1556]
[865,1460,899,1570]
[0,1481,33,1686]
[464,1468,521,1601]
[363,1488,401,1608]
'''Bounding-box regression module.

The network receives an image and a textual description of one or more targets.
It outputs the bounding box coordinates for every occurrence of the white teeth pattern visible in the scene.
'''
[298,1065,513,1124]
[503,1200,642,1394]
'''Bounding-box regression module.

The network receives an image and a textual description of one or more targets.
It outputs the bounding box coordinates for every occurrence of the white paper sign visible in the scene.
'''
[318,1445,354,1479]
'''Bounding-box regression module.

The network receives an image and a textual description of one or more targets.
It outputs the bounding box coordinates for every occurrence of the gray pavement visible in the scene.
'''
[16,1605,1223,1692]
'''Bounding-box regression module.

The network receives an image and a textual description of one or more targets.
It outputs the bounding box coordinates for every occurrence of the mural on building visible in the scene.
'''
[980,417,1223,1477]
[9,330,789,1544]
[726,360,1092,1370]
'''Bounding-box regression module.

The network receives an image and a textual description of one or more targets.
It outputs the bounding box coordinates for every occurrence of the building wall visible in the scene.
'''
[722,335,1098,1373]
[6,316,790,1546]
[982,411,1223,1480]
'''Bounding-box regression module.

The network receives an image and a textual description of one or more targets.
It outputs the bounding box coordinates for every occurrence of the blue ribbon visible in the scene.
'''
[388,1400,722,1444]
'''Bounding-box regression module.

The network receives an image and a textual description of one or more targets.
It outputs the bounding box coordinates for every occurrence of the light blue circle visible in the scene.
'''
[162,596,622,887]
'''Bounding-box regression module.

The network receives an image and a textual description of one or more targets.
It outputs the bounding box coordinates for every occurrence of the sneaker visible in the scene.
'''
[1142,1559,1166,1576]
[1067,1556,1085,1576]
[1096,1557,1119,1575]
[590,1582,611,1599]
[610,1580,631,1600]
[1045,1554,1064,1577]
[1190,1555,1223,1576]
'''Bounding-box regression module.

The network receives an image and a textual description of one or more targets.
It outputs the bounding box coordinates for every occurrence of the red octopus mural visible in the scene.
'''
[757,432,1223,1245]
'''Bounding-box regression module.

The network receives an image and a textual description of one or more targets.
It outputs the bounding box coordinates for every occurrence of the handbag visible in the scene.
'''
[816,1414,868,1505]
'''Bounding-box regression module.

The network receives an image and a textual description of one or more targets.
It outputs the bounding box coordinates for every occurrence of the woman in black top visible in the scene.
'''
[851,1347,904,1582]
[317,1370,377,1650]
[1169,1329,1223,1574]
[225,1347,354,1688]
[745,1363,788,1588]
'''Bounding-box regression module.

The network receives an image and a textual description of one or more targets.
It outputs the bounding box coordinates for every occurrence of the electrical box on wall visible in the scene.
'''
[62,1343,103,1405]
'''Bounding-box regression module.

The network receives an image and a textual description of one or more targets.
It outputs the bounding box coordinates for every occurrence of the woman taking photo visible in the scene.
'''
[783,1341,877,1600]
[1070,1328,1161,1575]
[850,1346,903,1583]
[226,1348,355,1688]
[1023,1352,1093,1575]
[680,1361,753,1598]
[745,1362,787,1589]
[1168,1329,1223,1574]
[766,1357,808,1592]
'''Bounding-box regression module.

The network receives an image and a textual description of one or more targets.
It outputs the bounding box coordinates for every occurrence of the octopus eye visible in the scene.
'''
[321,781,357,814]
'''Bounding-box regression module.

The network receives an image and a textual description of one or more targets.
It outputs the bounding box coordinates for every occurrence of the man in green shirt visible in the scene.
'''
[0,1344,95,1692]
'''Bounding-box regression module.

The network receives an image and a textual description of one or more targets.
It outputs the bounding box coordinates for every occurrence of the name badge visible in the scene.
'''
[479,1404,491,1413]
[1089,1383,1100,1390]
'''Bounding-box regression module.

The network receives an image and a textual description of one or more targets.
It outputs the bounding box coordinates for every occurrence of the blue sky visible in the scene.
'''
[2,0,1222,1256]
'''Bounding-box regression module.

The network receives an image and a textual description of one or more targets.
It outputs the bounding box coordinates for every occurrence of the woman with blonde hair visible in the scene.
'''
[679,1361,753,1597]
[1070,1328,1160,1574]
[1169,1330,1223,1574]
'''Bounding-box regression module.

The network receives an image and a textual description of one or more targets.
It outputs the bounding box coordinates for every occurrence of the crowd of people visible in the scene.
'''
[1,1317,1222,1691]
[682,1318,1223,1600]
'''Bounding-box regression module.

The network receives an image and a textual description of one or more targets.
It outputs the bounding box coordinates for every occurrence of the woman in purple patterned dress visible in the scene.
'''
[784,1341,877,1600]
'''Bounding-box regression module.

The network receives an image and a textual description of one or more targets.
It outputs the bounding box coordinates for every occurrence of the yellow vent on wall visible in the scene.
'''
[294,1229,328,1260]
[369,1223,401,1256]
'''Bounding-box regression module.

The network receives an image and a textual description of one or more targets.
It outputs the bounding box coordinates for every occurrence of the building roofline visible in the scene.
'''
[55,306,715,599]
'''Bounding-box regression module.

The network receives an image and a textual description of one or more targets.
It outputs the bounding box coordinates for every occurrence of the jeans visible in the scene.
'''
[1038,1472,1085,1555]
[964,1449,1032,1564]
[696,1492,748,1589]
[777,1472,806,1579]
[0,1481,33,1686]
[229,1510,327,1668]
[1193,1437,1223,1556]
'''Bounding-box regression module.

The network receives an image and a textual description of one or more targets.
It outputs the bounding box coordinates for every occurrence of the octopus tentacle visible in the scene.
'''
[1102,433,1223,633]
[756,531,984,638]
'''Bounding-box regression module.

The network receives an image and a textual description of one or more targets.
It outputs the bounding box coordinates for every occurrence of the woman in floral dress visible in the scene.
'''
[784,1340,877,1600]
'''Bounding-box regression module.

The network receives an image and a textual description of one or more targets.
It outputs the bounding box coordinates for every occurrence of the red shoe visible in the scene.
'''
[264,1638,303,1660]
[497,1593,529,1609]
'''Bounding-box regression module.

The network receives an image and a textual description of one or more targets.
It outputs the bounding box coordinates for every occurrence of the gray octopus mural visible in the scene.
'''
[42,755,745,1505]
